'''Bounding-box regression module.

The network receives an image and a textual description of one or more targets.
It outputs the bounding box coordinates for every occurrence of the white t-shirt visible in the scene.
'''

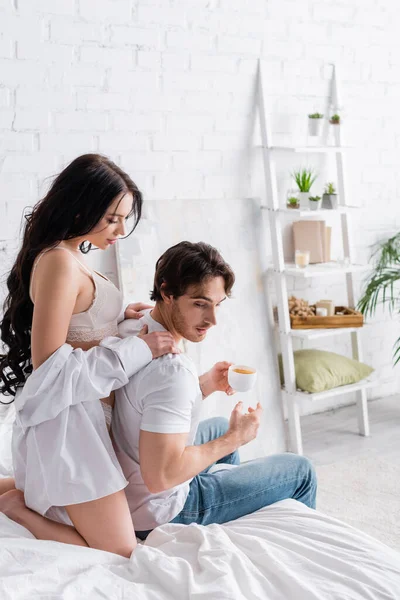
[112,310,203,530]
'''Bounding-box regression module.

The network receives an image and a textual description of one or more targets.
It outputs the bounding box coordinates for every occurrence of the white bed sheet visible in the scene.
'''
[1,498,400,600]
[1,406,400,598]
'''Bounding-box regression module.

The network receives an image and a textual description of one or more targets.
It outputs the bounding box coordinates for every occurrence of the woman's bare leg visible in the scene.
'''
[66,489,137,557]
[0,477,15,495]
[0,489,87,546]
[0,488,136,557]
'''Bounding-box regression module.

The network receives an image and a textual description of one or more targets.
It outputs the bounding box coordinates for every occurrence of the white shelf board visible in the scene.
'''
[270,262,370,278]
[262,145,352,153]
[288,327,361,340]
[282,375,380,402]
[263,206,348,217]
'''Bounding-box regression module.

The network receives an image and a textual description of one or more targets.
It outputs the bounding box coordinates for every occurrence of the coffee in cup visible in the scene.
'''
[228,364,257,392]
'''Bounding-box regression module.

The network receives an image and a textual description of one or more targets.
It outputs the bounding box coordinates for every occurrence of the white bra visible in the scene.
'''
[30,246,124,343]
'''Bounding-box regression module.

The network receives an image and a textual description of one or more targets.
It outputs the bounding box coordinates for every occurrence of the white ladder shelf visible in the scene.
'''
[257,61,379,455]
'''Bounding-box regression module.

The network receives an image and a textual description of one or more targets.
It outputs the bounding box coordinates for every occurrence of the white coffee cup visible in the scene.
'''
[228,365,257,393]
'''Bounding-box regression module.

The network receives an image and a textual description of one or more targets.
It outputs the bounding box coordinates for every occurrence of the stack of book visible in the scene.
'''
[292,220,332,263]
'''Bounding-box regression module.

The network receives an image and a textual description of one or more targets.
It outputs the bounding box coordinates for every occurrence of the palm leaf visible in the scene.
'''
[393,339,400,366]
[357,266,400,318]
[358,233,400,367]
[371,232,400,271]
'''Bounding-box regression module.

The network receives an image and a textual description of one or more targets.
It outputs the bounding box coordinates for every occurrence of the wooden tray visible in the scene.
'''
[290,306,363,329]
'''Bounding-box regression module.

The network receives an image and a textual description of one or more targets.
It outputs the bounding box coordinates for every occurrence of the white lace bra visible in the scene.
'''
[30,246,124,343]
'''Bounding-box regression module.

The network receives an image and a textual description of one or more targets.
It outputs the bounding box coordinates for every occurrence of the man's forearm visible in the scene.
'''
[162,431,240,490]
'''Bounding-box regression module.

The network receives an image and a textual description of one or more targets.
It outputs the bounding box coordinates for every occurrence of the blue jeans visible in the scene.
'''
[170,417,317,526]
[136,417,317,539]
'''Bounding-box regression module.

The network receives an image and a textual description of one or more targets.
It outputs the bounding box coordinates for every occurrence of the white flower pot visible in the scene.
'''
[297,192,310,208]
[309,199,322,211]
[308,118,323,136]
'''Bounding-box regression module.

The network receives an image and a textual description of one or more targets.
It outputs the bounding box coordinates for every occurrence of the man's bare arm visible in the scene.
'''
[139,401,262,493]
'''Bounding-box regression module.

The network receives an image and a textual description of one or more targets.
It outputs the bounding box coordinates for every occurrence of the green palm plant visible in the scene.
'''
[357,232,400,365]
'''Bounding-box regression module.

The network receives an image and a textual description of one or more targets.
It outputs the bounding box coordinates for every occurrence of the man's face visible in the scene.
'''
[168,276,227,343]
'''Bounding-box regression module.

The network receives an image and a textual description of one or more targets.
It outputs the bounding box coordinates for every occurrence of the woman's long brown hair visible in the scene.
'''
[0,153,143,399]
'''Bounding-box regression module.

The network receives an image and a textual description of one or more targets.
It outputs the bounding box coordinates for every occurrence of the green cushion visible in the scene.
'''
[278,349,374,393]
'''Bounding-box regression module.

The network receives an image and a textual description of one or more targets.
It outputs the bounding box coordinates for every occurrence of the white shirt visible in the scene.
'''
[112,310,203,531]
[12,335,153,524]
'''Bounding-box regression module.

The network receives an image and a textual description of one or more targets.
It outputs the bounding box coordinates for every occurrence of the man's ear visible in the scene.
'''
[160,282,173,305]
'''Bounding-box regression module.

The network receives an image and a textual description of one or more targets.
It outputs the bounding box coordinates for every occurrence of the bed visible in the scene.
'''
[1,407,400,599]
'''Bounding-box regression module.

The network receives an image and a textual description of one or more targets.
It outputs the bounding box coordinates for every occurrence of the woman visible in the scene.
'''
[0,154,179,557]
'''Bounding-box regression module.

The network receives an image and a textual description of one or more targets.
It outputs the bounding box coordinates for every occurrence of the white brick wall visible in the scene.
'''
[1,0,400,421]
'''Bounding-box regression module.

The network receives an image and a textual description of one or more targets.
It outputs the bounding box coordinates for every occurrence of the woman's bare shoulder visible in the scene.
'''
[30,248,84,368]
[31,247,82,298]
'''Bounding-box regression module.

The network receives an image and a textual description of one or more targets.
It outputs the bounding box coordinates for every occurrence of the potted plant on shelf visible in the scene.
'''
[322,182,338,209]
[292,167,317,209]
[358,231,400,365]
[308,195,322,211]
[330,114,341,125]
[287,196,300,209]
[308,113,324,136]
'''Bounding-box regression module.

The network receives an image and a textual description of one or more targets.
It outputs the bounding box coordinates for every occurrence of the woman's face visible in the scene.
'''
[86,191,134,250]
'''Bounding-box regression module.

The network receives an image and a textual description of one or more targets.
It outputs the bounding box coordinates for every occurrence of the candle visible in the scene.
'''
[295,250,310,269]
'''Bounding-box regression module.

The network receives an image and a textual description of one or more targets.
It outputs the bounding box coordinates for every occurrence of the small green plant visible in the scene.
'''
[292,168,317,193]
[324,182,336,195]
[308,112,323,119]
[287,196,299,206]
[308,195,321,202]
[330,114,340,124]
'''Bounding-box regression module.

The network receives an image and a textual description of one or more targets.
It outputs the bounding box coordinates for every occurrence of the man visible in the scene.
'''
[112,241,317,539]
